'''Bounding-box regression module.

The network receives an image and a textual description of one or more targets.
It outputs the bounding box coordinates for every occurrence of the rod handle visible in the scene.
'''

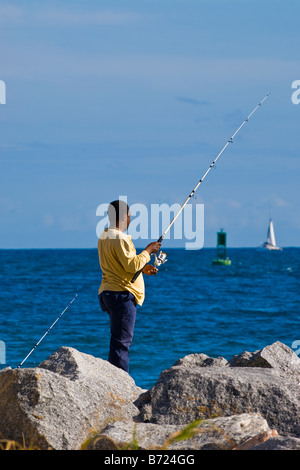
[131,268,143,283]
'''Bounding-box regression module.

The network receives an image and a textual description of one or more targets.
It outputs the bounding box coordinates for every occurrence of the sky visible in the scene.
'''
[1,0,300,248]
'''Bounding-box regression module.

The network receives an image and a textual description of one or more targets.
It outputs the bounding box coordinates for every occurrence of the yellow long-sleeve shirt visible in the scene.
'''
[98,228,151,306]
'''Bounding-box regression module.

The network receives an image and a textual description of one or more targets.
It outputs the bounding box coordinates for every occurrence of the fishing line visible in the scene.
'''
[131,93,271,283]
[17,293,78,368]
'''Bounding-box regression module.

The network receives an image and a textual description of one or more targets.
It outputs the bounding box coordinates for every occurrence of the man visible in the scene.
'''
[98,200,161,373]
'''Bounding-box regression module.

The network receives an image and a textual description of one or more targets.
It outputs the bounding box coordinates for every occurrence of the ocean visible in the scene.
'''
[0,248,299,389]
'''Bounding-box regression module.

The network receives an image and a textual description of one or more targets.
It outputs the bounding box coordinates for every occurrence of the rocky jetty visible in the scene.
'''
[0,341,300,450]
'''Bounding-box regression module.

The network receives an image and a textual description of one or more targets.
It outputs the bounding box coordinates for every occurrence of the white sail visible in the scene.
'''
[266,219,276,247]
[263,218,282,250]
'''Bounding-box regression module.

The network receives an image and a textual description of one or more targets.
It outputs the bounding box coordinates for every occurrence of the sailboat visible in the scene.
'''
[262,218,282,251]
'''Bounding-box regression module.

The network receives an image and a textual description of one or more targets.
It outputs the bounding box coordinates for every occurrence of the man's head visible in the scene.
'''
[108,200,131,231]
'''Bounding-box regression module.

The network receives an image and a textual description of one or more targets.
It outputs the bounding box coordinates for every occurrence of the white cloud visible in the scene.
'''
[59,209,96,232]
[1,6,295,92]
[267,194,290,208]
[0,5,141,25]
[43,214,55,227]
[2,41,299,91]
[0,6,23,22]
[40,10,141,25]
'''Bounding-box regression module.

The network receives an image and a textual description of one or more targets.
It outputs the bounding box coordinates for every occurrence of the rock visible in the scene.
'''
[228,350,259,368]
[0,347,143,450]
[143,363,300,436]
[233,429,279,450]
[173,353,228,368]
[85,421,178,450]
[1,341,300,451]
[228,341,300,382]
[87,413,270,450]
[250,436,300,450]
[134,389,152,422]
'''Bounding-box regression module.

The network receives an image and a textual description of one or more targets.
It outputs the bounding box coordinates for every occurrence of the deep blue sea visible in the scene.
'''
[0,248,299,389]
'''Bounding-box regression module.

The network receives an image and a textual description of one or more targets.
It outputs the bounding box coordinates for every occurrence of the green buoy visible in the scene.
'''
[212,229,231,265]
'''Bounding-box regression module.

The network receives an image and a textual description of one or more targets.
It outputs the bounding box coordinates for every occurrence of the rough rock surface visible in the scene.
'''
[0,347,143,450]
[137,341,300,438]
[142,366,300,436]
[0,341,300,450]
[87,413,270,450]
[250,436,300,450]
[228,341,300,381]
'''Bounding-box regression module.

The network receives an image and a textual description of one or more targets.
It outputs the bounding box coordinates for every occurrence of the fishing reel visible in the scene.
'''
[154,251,168,267]
[131,249,167,283]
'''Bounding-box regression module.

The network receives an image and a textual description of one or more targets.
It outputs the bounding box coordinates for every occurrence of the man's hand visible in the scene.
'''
[142,265,158,275]
[145,242,161,255]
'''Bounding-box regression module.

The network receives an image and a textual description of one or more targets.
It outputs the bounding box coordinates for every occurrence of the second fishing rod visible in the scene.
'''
[131,93,271,283]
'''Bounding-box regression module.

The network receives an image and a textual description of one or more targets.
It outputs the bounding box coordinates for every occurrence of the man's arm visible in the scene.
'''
[115,239,161,274]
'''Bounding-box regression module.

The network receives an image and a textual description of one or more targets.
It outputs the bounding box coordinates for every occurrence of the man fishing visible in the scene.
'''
[98,200,161,373]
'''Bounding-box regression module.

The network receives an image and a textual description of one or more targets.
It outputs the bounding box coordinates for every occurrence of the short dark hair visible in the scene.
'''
[108,200,129,225]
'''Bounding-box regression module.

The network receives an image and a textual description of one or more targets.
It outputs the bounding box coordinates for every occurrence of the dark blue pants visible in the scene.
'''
[98,290,136,373]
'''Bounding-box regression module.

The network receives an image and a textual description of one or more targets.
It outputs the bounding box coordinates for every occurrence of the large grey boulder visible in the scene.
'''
[88,413,270,450]
[140,342,300,437]
[228,341,300,381]
[1,341,299,451]
[0,347,143,450]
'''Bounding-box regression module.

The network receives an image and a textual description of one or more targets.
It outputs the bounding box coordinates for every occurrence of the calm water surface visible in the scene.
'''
[0,248,299,389]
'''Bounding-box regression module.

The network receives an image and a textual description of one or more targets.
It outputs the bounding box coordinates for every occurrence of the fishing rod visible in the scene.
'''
[17,293,78,368]
[131,93,270,283]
